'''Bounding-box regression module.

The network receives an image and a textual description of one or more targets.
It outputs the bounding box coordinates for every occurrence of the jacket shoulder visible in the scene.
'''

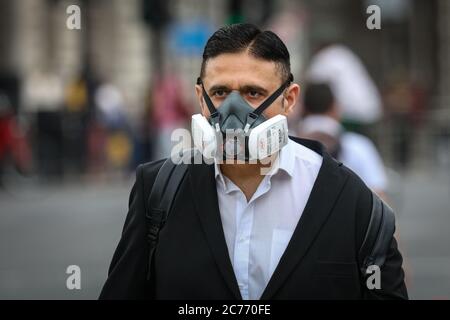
[136,159,167,196]
[138,158,167,178]
[340,161,373,201]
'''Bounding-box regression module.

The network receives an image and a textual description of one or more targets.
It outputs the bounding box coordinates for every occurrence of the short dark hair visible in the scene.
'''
[303,83,335,114]
[200,23,291,83]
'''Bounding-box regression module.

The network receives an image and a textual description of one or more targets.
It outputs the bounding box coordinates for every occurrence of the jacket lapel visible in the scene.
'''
[188,162,242,300]
[260,143,349,300]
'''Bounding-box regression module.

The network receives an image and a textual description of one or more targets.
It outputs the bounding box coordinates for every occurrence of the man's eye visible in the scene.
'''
[213,90,227,97]
[248,91,261,98]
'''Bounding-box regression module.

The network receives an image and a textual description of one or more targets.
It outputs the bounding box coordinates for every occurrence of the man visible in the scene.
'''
[100,23,408,300]
[298,82,388,199]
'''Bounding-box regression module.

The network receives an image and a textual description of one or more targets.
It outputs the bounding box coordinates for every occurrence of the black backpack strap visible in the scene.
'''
[358,191,396,276]
[145,154,189,280]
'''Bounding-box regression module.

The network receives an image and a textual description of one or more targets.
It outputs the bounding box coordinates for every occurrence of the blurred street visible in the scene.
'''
[0,176,131,299]
[395,168,450,299]
[0,166,449,300]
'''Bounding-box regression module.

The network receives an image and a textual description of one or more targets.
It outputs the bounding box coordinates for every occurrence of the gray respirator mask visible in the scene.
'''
[192,74,293,161]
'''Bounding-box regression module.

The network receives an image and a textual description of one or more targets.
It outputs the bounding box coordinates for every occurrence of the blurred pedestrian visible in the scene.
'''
[94,82,132,176]
[0,93,32,185]
[22,71,65,181]
[306,44,382,132]
[64,76,90,176]
[383,73,427,170]
[150,72,193,160]
[299,82,388,199]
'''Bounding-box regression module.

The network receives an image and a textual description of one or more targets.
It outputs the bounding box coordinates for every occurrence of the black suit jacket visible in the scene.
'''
[99,138,408,300]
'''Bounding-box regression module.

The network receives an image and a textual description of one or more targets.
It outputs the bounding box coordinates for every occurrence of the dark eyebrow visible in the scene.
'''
[240,85,269,95]
[208,85,231,94]
[207,84,269,95]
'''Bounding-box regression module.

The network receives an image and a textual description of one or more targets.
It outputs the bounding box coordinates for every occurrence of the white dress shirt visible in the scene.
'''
[214,138,323,300]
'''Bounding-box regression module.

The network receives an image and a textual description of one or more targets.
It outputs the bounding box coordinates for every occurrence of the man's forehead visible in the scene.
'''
[202,52,281,88]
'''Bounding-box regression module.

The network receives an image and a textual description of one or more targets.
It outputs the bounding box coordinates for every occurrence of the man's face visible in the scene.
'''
[195,51,300,119]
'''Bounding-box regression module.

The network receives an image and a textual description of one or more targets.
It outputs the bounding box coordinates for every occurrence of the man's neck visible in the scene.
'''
[219,154,278,202]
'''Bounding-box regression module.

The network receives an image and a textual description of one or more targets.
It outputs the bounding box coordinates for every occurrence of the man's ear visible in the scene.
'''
[282,83,300,116]
[195,84,209,117]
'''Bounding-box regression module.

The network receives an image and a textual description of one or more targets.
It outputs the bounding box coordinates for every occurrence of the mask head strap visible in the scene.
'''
[197,77,220,131]
[244,73,293,132]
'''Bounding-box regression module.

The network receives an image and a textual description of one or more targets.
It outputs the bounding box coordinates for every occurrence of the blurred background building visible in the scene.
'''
[0,0,449,299]
[0,0,448,176]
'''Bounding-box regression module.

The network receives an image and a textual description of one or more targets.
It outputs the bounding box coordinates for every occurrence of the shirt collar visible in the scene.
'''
[214,160,226,190]
[274,138,295,177]
[214,138,296,191]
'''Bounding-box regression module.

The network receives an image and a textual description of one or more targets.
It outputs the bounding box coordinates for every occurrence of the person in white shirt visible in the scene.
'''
[298,82,388,199]
[306,44,383,125]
